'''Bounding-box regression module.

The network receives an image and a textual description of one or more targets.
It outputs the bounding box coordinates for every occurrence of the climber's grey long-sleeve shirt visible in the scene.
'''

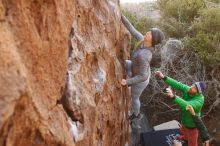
[122,15,152,85]
[121,15,143,41]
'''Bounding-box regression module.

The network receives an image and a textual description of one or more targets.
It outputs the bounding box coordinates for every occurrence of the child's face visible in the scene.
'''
[188,85,198,95]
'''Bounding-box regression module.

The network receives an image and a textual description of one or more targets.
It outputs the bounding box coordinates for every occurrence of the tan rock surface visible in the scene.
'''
[0,0,130,146]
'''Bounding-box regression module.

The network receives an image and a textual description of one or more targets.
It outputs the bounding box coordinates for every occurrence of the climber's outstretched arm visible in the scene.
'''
[121,14,144,41]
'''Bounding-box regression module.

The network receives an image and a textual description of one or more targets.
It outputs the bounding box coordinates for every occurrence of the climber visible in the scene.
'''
[155,71,205,146]
[121,14,165,120]
[186,105,218,146]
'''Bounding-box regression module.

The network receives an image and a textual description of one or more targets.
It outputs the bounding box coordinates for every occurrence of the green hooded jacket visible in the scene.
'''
[164,76,204,128]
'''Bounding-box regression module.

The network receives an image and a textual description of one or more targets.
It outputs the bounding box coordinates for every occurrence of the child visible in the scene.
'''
[186,105,218,146]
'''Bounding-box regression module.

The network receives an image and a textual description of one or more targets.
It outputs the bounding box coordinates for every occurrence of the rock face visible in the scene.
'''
[0,0,130,146]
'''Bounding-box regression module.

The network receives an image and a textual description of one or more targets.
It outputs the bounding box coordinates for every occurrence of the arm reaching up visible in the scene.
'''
[121,14,144,41]
[154,71,189,92]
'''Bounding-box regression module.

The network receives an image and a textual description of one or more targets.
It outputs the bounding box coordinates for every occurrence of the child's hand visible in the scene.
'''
[154,71,164,79]
[173,140,182,146]
[186,105,196,116]
[121,79,127,86]
[202,140,210,146]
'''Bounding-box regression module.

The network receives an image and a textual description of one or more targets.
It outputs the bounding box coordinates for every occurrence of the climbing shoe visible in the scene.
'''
[128,113,142,121]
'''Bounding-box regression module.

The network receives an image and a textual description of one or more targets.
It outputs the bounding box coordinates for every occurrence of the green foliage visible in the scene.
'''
[122,9,154,50]
[187,7,220,67]
[159,18,188,38]
[156,0,206,38]
[192,7,220,34]
[137,17,154,34]
[208,0,220,3]
[156,0,220,67]
[186,33,220,66]
[156,0,205,23]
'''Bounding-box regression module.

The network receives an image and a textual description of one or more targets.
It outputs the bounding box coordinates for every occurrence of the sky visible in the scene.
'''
[120,0,156,3]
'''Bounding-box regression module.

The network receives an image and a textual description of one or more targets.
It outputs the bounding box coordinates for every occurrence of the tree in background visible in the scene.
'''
[155,0,206,38]
[187,7,220,67]
[156,0,220,67]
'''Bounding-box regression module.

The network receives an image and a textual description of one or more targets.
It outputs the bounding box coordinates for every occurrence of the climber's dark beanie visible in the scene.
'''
[150,28,165,47]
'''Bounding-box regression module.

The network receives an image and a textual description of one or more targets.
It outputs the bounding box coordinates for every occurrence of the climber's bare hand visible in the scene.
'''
[121,79,127,86]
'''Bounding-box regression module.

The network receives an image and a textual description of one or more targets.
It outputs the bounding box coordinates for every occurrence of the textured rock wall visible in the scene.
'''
[65,0,131,146]
[0,0,130,146]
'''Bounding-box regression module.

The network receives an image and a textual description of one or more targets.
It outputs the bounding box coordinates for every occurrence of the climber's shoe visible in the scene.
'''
[128,113,142,121]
